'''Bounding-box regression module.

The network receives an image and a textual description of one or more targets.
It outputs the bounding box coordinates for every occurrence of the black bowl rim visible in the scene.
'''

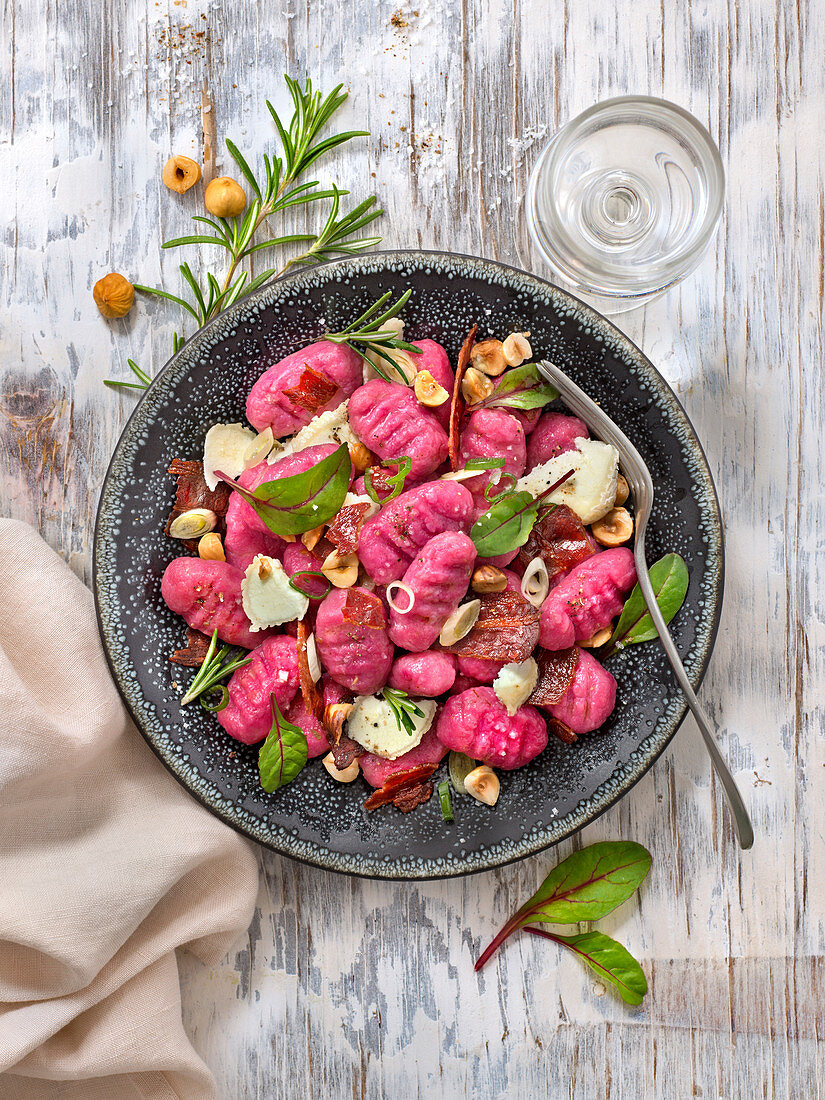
[93,248,724,880]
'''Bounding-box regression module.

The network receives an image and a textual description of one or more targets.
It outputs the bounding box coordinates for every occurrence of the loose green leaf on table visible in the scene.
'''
[479,363,560,412]
[474,840,651,970]
[216,443,351,536]
[259,693,308,792]
[470,469,574,557]
[525,927,648,1006]
[605,552,689,654]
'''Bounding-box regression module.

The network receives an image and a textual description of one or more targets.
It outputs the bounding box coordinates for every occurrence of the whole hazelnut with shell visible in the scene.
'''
[93,273,135,319]
[205,177,247,219]
[162,155,202,194]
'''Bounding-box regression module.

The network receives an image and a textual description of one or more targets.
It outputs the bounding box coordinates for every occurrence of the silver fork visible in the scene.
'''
[537,360,754,850]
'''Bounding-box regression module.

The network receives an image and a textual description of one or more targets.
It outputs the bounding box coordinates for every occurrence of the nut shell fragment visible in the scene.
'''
[591,506,633,547]
[322,752,360,782]
[414,369,449,407]
[464,765,500,806]
[470,339,508,377]
[461,367,496,405]
[321,549,359,588]
[502,332,532,367]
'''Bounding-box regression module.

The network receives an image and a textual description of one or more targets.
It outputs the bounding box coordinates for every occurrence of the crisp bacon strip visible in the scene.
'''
[448,588,540,664]
[547,716,578,745]
[170,628,212,667]
[341,588,385,629]
[363,763,438,810]
[530,647,580,706]
[165,459,231,547]
[330,734,364,770]
[448,324,478,469]
[283,365,338,412]
[326,502,372,556]
[391,781,435,813]
[518,503,595,579]
[296,620,324,723]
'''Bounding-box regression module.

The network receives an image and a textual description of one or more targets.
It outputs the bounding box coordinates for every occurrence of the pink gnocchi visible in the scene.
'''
[387,531,477,651]
[539,547,637,651]
[161,557,274,649]
[348,379,449,479]
[217,635,300,744]
[314,586,394,694]
[435,687,548,770]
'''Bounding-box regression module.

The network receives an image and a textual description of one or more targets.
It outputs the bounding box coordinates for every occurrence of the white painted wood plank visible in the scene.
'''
[2,0,823,1094]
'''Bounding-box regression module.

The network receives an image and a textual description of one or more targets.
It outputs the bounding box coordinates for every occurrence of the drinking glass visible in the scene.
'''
[524,96,725,313]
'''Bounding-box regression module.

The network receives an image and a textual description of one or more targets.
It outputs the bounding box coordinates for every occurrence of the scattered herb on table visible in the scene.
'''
[179,629,251,708]
[602,553,690,656]
[105,76,382,390]
[215,443,351,536]
[325,289,423,382]
[381,687,426,736]
[259,693,309,792]
[475,841,651,1006]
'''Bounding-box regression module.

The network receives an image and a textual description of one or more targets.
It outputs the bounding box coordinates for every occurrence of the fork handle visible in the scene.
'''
[633,538,755,850]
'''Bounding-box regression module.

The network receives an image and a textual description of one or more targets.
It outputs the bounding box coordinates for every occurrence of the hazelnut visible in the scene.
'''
[205,176,247,218]
[461,366,496,405]
[502,332,532,367]
[322,752,360,782]
[580,626,613,648]
[162,155,202,194]
[323,702,354,740]
[414,369,449,407]
[321,548,359,588]
[348,439,373,476]
[470,338,507,377]
[198,533,225,561]
[93,273,135,319]
[471,565,508,594]
[591,506,634,547]
[464,765,500,806]
[615,474,630,506]
[300,524,325,551]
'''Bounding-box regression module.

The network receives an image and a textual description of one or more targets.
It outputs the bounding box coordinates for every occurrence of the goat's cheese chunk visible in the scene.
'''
[241,555,308,630]
[517,437,619,524]
[346,694,437,760]
[494,657,539,717]
[276,401,358,459]
[203,422,257,490]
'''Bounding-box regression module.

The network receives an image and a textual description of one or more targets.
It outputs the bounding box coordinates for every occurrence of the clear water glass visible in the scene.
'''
[525,96,725,313]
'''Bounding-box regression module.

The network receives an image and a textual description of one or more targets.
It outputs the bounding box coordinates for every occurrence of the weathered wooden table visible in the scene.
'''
[3,0,822,1094]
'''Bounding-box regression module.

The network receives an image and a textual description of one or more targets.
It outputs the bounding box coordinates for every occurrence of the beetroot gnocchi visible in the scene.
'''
[161,307,686,817]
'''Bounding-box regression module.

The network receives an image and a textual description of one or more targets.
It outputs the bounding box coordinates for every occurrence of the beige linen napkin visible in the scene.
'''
[0,519,259,1099]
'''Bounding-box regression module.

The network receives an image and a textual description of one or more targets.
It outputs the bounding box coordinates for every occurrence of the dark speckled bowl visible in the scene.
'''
[94,251,722,879]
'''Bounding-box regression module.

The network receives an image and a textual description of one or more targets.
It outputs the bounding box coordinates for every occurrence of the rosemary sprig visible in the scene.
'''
[381,686,425,736]
[106,76,382,392]
[326,290,422,382]
[180,629,251,707]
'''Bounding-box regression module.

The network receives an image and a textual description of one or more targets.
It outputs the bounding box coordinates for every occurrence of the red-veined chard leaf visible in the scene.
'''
[525,928,648,1006]
[475,841,651,970]
[479,362,559,412]
[216,443,351,536]
[470,469,574,557]
[259,694,308,792]
[605,553,689,654]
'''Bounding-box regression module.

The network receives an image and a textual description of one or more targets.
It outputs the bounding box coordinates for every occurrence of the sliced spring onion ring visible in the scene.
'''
[386,580,415,615]
[243,426,276,469]
[449,751,477,794]
[169,508,218,539]
[520,556,550,608]
[288,570,332,601]
[306,632,322,683]
[439,599,481,646]
[200,686,229,712]
[364,456,413,503]
[438,780,454,822]
[484,471,517,503]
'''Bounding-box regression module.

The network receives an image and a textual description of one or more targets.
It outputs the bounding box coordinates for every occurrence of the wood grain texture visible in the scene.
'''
[2,0,823,1095]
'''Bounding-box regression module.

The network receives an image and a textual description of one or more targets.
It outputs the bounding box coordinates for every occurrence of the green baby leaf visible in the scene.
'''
[525,928,648,1006]
[475,841,651,970]
[216,443,351,536]
[259,694,308,792]
[479,363,559,412]
[607,553,689,652]
[470,469,574,557]
[515,841,652,925]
